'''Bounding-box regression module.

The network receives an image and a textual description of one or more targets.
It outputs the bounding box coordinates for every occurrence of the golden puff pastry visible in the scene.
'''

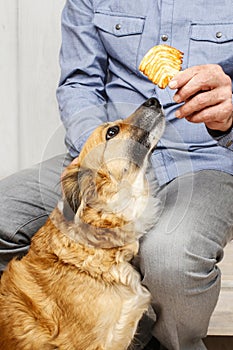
[139,44,183,89]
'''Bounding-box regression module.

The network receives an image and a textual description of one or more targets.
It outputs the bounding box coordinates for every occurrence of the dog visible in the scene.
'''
[0,98,165,350]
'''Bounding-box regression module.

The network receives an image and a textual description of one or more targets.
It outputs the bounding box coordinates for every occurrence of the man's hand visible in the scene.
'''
[169,64,233,132]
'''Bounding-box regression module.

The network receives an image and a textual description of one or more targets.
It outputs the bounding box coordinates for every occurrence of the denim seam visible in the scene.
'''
[11,213,49,240]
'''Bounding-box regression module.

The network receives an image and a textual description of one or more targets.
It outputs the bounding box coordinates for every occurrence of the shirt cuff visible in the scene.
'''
[206,125,233,151]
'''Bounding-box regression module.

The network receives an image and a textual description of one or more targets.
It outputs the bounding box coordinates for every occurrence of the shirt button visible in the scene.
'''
[216,31,222,38]
[161,34,169,42]
[115,23,121,30]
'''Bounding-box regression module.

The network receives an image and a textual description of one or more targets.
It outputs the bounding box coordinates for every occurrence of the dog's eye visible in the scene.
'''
[106,125,120,140]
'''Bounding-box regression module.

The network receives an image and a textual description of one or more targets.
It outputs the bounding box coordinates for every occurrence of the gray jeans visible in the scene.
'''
[0,154,233,350]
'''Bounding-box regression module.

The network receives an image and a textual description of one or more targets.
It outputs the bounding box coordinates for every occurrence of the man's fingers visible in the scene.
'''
[175,88,231,119]
[182,100,233,131]
[169,64,230,103]
[169,64,233,132]
[169,65,201,89]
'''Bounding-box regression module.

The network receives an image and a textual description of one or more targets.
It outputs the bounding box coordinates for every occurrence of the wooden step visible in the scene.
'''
[208,241,233,336]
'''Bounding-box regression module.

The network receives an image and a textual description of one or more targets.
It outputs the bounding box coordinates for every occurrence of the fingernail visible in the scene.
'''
[173,95,181,103]
[175,110,181,118]
[169,80,178,89]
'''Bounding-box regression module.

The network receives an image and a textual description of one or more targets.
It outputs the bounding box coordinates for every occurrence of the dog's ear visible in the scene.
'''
[61,165,95,221]
[61,165,80,221]
[62,198,76,222]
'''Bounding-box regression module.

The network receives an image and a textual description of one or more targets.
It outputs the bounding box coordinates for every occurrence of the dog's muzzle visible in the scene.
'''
[142,97,161,109]
[125,97,165,150]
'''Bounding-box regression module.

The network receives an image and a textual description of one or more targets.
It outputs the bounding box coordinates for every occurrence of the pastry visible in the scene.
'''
[139,44,183,89]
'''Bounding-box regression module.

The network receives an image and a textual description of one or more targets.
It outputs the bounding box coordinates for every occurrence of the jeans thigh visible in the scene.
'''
[0,153,73,272]
[139,170,233,349]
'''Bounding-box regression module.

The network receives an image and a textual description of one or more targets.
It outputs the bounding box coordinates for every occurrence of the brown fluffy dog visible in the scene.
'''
[0,98,165,350]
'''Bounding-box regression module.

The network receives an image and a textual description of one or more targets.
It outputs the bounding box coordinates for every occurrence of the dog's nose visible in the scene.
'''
[142,97,161,109]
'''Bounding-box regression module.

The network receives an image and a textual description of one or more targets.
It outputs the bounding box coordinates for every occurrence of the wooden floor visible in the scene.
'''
[208,241,233,336]
[204,241,233,349]
[204,336,233,350]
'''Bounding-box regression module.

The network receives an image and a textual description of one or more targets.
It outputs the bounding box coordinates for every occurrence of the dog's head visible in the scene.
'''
[60,98,165,248]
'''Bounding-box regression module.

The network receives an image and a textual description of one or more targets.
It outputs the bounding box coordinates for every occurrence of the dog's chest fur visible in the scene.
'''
[0,208,150,350]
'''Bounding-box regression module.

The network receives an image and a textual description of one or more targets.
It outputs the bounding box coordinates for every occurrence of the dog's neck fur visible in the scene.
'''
[29,208,139,282]
[30,161,161,279]
[55,204,143,250]
[60,162,161,249]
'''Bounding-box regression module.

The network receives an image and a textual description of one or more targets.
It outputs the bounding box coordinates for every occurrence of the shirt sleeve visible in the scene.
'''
[209,59,233,151]
[56,0,109,157]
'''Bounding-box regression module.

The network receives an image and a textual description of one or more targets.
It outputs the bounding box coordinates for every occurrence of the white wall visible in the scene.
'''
[0,0,66,178]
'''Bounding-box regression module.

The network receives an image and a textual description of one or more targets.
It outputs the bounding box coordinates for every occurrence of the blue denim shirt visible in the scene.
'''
[57,0,233,185]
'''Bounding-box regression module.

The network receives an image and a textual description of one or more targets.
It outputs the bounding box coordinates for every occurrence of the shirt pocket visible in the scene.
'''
[188,23,233,67]
[93,11,145,72]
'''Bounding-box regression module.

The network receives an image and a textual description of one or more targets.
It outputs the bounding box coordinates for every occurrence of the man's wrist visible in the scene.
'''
[206,124,233,139]
[206,120,233,151]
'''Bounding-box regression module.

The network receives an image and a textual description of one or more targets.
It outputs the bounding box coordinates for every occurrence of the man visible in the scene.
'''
[0,1,233,349]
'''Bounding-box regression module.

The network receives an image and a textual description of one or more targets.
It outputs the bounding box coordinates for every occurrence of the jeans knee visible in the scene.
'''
[140,231,221,298]
[140,232,221,344]
[140,234,185,293]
